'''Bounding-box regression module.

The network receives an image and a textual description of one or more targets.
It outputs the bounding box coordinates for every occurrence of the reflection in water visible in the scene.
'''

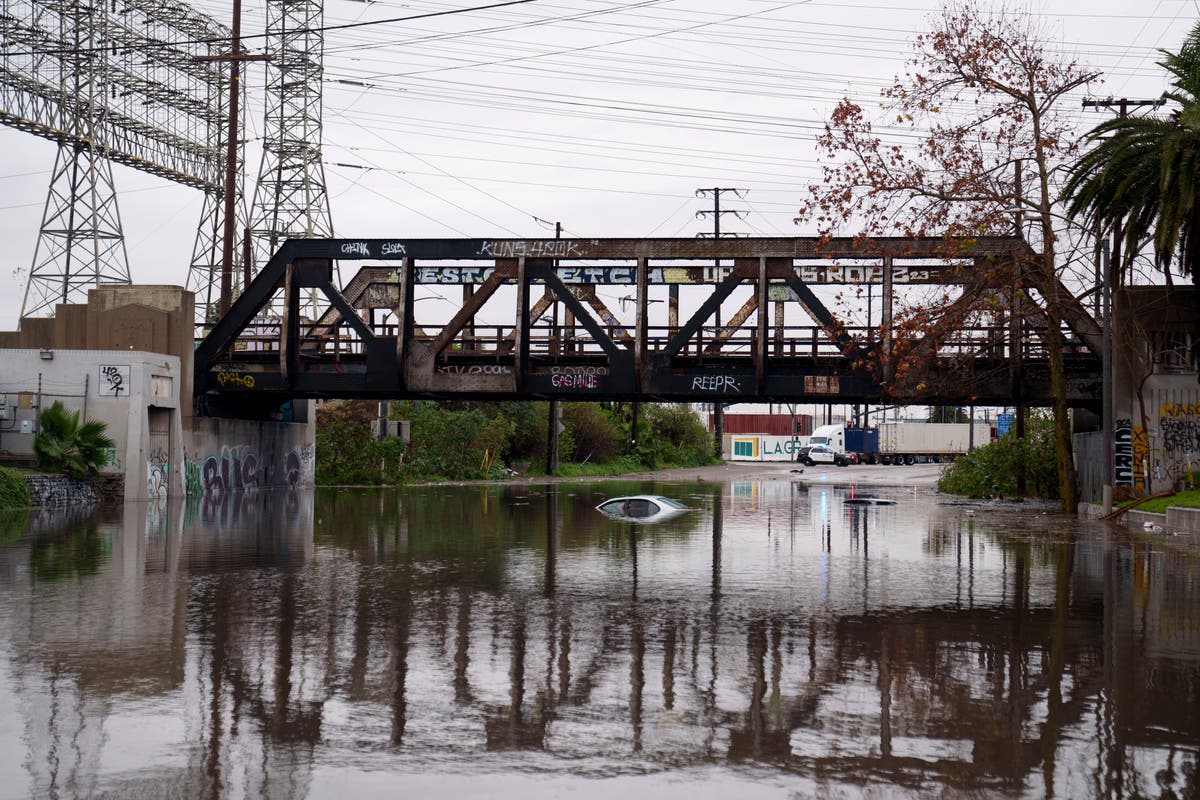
[0,482,1198,798]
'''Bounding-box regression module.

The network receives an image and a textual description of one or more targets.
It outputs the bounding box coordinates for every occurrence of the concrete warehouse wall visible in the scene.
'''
[1109,287,1200,496]
[0,348,185,502]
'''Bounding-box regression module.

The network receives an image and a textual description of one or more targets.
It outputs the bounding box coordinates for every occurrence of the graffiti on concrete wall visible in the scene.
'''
[1115,419,1133,487]
[1133,424,1150,490]
[146,449,169,498]
[185,443,313,497]
[1159,402,1200,456]
[185,460,201,495]
[1115,418,1150,490]
[98,365,130,397]
[199,445,261,494]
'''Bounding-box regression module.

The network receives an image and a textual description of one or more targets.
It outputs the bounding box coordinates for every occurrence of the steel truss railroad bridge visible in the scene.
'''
[194,236,1103,414]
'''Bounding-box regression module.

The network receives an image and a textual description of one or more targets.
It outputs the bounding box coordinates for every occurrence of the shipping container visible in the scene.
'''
[876,422,992,463]
[710,413,811,436]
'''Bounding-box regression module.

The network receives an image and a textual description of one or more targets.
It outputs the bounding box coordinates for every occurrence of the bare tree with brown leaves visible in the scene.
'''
[796,1,1097,511]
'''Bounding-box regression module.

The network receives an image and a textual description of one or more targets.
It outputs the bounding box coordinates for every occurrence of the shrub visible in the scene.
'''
[937,414,1058,499]
[315,400,406,485]
[636,403,714,468]
[33,401,115,478]
[0,466,30,509]
[487,401,545,463]
[399,400,514,480]
[562,402,622,463]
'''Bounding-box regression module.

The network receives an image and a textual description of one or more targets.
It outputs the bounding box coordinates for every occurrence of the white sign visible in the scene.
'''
[759,436,810,461]
[98,365,131,397]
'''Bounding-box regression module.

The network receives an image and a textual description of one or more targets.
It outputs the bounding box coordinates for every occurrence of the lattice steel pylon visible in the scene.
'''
[3,0,229,319]
[19,0,130,318]
[247,0,336,314]
[22,144,132,317]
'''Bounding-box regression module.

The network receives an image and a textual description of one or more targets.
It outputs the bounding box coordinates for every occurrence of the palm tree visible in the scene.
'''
[33,401,115,478]
[1063,23,1200,317]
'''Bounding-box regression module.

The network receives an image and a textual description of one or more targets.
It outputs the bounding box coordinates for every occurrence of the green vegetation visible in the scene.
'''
[315,399,716,485]
[33,401,115,478]
[0,466,31,509]
[1121,489,1200,514]
[937,415,1059,500]
[633,403,713,469]
[554,455,643,478]
[30,522,111,582]
[1064,22,1200,290]
[0,510,28,543]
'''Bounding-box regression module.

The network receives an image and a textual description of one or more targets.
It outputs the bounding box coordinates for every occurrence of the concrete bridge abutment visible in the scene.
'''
[0,285,313,502]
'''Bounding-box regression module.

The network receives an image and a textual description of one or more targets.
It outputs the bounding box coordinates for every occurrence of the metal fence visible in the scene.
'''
[0,376,88,460]
[1073,431,1106,505]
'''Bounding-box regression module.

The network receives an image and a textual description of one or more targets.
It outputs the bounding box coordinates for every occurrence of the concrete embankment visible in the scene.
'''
[1080,501,1200,544]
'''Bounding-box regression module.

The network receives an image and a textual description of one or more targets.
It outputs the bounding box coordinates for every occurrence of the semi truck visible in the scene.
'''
[807,422,992,465]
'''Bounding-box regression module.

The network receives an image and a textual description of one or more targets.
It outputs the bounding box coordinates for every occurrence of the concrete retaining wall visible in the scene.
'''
[1080,501,1200,545]
[24,475,97,508]
[184,415,315,495]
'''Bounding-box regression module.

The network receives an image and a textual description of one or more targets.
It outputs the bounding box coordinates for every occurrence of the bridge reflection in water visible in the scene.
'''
[0,484,1196,798]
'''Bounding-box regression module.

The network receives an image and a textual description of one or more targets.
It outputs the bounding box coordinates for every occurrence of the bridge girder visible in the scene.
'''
[193,236,1103,411]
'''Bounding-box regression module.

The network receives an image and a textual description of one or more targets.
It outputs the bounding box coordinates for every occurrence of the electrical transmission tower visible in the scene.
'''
[2,0,228,320]
[247,0,335,313]
[20,4,130,318]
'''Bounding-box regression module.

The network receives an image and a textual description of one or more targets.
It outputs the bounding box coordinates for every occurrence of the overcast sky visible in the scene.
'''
[0,0,1194,334]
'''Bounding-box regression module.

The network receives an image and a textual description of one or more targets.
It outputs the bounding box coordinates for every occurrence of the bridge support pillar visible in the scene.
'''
[713,403,724,459]
[547,400,560,475]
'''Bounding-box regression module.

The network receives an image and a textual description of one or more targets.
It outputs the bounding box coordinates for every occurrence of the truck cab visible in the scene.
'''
[807,424,845,451]
[806,423,876,464]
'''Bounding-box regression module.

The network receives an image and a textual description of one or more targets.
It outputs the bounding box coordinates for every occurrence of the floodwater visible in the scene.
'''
[0,479,1197,800]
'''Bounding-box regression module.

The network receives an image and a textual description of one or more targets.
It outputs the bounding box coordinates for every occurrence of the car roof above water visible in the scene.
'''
[596,494,688,510]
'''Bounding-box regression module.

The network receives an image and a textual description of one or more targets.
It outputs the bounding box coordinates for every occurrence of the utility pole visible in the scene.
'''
[195,0,268,316]
[696,187,747,461]
[547,221,562,475]
[695,188,748,327]
[1083,96,1165,501]
[1012,159,1027,496]
[1102,239,1114,513]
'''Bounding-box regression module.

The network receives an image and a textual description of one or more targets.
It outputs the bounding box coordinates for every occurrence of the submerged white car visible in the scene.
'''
[595,495,690,523]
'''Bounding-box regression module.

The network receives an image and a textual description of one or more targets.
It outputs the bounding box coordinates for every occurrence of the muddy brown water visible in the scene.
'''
[0,479,1197,799]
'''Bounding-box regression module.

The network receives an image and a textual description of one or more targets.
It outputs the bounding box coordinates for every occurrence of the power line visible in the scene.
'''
[0,0,544,59]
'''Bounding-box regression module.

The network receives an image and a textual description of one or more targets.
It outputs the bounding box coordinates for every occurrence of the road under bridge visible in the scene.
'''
[193,236,1103,415]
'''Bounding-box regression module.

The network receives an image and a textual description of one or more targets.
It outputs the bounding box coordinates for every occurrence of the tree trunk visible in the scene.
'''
[1034,138,1079,513]
[1187,205,1200,373]
[1043,300,1079,512]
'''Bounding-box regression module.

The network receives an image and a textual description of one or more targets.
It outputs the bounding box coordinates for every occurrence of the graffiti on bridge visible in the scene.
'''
[186,443,312,497]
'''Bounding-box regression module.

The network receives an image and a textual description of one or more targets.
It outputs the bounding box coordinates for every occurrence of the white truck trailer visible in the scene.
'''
[808,422,992,464]
[877,422,992,464]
